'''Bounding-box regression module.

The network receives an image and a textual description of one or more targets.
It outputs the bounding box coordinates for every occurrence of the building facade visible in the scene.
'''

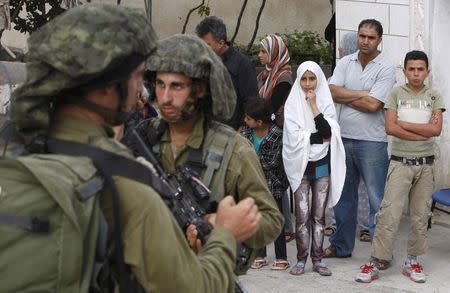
[336,0,449,188]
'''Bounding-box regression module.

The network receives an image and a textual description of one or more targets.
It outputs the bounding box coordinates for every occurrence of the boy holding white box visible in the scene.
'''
[355,50,445,284]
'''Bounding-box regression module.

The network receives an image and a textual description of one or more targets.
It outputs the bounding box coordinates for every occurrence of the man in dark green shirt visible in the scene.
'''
[132,34,284,274]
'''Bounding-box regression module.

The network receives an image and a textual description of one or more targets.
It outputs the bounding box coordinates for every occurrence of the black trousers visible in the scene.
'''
[257,196,287,259]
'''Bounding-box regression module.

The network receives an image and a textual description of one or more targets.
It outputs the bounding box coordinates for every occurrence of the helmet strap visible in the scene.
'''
[66,86,130,127]
[180,99,199,122]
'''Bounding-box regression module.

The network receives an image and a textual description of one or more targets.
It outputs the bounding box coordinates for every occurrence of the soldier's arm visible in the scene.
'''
[225,135,284,248]
[113,177,236,293]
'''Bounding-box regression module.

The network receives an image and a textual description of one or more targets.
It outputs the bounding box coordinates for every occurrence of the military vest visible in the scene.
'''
[135,118,237,204]
[0,154,104,293]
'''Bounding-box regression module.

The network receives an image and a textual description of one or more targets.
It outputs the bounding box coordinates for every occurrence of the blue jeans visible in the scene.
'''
[330,138,388,256]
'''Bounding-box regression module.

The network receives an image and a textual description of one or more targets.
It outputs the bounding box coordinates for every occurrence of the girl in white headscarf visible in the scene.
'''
[283,61,346,276]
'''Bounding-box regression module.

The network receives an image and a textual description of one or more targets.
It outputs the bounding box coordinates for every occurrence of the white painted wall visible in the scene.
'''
[430,0,450,189]
[335,0,410,83]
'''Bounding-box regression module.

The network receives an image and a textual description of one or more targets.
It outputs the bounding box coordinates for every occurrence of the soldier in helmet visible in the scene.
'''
[10,4,261,292]
[128,34,284,275]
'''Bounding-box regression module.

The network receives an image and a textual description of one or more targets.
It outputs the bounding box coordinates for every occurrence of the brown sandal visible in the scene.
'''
[359,230,371,242]
[377,259,391,270]
[271,259,290,270]
[250,257,268,269]
[324,226,336,237]
[323,245,351,258]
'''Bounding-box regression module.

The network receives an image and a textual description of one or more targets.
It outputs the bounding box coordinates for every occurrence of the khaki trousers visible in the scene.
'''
[371,160,434,261]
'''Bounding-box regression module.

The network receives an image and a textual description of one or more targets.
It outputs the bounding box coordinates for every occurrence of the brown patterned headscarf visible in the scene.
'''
[257,34,293,100]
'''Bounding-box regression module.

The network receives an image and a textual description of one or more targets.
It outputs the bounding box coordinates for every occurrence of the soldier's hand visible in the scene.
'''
[203,213,217,227]
[215,196,261,242]
[136,98,145,109]
[186,224,202,253]
[112,125,124,141]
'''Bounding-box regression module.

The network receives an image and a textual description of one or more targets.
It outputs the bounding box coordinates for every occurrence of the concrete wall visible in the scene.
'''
[2,0,333,49]
[151,0,332,44]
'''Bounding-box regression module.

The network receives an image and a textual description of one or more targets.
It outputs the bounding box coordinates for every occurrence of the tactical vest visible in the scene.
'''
[0,154,105,293]
[138,118,237,204]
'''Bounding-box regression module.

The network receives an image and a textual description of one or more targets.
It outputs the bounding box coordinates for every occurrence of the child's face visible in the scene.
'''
[404,60,429,89]
[300,70,317,93]
[244,115,261,129]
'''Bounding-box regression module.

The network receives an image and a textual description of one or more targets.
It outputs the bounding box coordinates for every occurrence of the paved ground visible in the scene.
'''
[240,212,450,293]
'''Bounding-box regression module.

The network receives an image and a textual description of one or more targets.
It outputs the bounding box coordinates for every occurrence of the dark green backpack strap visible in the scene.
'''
[46,138,171,196]
[0,212,49,233]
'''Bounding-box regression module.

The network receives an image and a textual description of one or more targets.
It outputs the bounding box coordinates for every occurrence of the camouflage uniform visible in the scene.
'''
[11,5,238,292]
[140,35,284,273]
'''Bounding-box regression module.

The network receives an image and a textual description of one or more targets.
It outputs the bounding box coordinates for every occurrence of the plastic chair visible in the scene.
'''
[428,189,450,229]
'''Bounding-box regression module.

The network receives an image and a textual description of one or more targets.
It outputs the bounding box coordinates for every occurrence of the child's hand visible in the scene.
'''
[429,112,439,124]
[305,90,317,105]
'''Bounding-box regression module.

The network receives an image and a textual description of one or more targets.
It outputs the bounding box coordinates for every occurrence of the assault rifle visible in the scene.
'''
[128,129,213,244]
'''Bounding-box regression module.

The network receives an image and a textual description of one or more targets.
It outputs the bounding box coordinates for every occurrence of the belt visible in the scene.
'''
[390,155,434,165]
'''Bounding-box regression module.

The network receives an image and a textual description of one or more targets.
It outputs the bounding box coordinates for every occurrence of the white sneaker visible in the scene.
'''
[355,262,379,283]
[403,261,426,283]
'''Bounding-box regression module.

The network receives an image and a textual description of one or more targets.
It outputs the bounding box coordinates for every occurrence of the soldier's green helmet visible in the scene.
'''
[146,34,236,121]
[11,3,157,138]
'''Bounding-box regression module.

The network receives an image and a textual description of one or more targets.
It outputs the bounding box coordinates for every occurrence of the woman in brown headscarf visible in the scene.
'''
[257,34,293,127]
